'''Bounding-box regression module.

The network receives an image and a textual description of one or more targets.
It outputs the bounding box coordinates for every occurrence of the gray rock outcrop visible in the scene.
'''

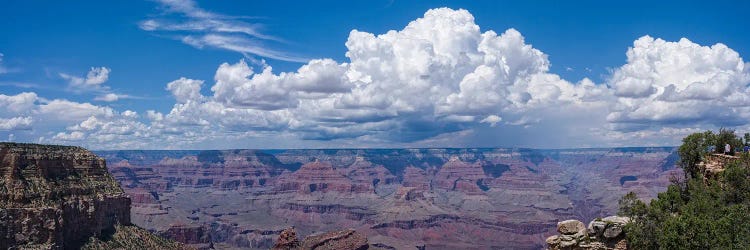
[546,216,629,250]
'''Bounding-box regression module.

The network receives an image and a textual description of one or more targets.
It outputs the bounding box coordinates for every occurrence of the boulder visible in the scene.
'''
[547,216,631,250]
[603,225,623,239]
[602,216,630,225]
[557,219,585,235]
[601,216,628,239]
[588,220,607,236]
[545,235,560,245]
[559,239,577,248]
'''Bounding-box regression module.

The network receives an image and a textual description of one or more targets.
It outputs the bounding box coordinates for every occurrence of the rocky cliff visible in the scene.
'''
[0,143,185,249]
[545,216,629,250]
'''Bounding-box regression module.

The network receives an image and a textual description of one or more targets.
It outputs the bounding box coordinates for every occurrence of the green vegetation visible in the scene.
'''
[619,129,750,249]
[677,128,742,179]
[83,225,187,250]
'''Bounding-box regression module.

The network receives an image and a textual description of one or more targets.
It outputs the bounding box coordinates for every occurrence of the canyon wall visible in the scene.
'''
[98,147,681,249]
[0,143,184,249]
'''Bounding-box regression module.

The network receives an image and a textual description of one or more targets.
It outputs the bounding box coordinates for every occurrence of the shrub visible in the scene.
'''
[620,130,750,249]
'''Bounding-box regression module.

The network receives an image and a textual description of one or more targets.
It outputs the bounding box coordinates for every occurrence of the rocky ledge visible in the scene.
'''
[546,216,629,250]
[0,143,185,249]
[272,227,369,250]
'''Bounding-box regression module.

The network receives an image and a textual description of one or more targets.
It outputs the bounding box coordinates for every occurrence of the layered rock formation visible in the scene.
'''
[0,143,184,249]
[433,156,487,194]
[274,161,360,194]
[96,147,680,249]
[546,216,629,250]
[272,227,369,250]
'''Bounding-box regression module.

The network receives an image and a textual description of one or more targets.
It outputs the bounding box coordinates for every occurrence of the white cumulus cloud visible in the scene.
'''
[0,117,33,131]
[38,99,115,122]
[480,115,502,127]
[61,67,111,88]
[4,7,750,149]
[607,36,750,129]
[85,67,111,85]
[167,77,204,103]
[192,8,607,142]
[0,92,38,115]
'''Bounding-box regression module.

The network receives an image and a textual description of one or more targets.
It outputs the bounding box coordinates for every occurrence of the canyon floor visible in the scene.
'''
[96,147,681,249]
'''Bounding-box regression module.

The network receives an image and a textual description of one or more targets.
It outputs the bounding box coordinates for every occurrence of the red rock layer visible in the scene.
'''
[433,157,487,194]
[340,158,398,193]
[274,161,356,194]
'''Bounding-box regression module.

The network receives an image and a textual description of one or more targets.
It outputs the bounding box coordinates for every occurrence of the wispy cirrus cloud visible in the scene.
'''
[0,82,44,90]
[140,0,308,62]
[93,93,140,102]
[181,34,307,62]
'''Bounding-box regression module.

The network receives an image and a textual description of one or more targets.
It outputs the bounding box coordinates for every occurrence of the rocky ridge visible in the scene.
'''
[546,216,629,250]
[0,143,185,249]
[272,227,369,250]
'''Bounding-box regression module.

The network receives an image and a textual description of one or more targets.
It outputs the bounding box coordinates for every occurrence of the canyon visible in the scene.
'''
[96,147,681,249]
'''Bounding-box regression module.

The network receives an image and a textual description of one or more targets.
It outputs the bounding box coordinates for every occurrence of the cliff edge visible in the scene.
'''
[0,143,185,249]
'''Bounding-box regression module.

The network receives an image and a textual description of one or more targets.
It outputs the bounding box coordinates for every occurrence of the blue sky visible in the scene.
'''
[1,0,749,149]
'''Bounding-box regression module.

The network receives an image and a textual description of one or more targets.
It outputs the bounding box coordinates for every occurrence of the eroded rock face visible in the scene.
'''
[272,227,301,249]
[433,157,487,194]
[97,148,679,249]
[0,143,131,249]
[301,229,368,250]
[0,143,187,250]
[546,216,630,250]
[272,227,368,250]
[275,161,357,194]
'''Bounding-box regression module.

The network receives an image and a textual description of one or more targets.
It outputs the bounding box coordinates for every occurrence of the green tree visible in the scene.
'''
[622,129,750,249]
[678,131,714,179]
[715,128,742,154]
[721,159,750,204]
